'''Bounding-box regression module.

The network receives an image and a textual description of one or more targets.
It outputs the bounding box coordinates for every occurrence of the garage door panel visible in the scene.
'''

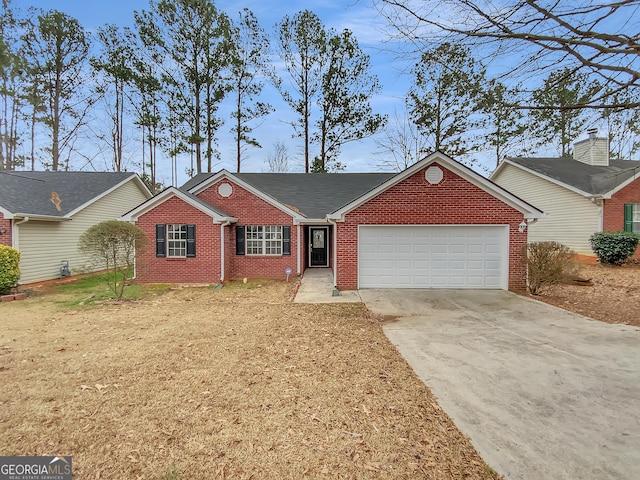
[414,259,429,269]
[468,244,484,254]
[467,260,483,269]
[467,276,485,287]
[485,245,501,254]
[450,244,465,254]
[433,244,448,254]
[449,260,465,270]
[359,226,507,289]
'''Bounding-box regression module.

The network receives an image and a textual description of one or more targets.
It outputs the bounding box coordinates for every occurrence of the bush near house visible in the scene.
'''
[78,220,148,301]
[0,245,20,293]
[525,241,575,295]
[589,231,640,265]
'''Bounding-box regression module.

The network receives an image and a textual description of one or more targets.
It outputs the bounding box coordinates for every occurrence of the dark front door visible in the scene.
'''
[309,227,328,267]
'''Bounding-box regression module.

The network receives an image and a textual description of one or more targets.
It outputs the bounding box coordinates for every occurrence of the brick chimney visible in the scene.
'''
[573,128,609,166]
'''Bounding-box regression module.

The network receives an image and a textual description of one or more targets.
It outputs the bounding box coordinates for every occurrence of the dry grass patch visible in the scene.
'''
[1,280,498,479]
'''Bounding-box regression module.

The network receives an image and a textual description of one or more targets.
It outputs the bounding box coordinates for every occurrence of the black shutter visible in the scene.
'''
[155,224,166,257]
[186,224,196,257]
[282,226,291,256]
[236,226,245,255]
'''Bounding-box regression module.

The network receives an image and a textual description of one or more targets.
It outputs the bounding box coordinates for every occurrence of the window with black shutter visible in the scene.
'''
[282,226,291,256]
[155,224,166,257]
[236,226,245,255]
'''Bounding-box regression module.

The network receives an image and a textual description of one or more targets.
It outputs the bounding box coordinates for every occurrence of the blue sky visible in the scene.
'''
[21,0,414,185]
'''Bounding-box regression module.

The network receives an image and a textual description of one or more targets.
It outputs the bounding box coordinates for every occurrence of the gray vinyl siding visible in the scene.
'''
[15,180,149,284]
[493,164,601,254]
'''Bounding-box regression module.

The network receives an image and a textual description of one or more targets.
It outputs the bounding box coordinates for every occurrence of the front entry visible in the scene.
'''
[309,227,329,267]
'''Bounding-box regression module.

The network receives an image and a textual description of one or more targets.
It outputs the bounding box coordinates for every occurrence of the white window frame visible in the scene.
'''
[245,225,282,255]
[167,224,187,258]
[633,204,640,233]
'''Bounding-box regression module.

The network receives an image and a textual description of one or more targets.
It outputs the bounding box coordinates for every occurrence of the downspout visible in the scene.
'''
[327,218,338,288]
[126,220,138,280]
[12,217,29,250]
[220,221,231,283]
[588,196,604,232]
[296,224,301,275]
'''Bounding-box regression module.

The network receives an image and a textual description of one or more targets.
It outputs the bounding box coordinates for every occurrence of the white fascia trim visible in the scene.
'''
[0,205,14,218]
[12,213,69,222]
[493,159,595,198]
[297,218,330,225]
[329,152,544,221]
[188,170,305,221]
[0,207,67,222]
[120,187,236,223]
[66,174,151,218]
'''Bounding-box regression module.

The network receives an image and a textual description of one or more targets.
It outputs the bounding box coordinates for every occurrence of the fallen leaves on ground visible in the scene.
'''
[0,280,499,479]
[535,262,640,327]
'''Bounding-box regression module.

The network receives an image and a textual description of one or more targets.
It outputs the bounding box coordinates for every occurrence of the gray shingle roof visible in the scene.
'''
[181,172,396,218]
[0,171,139,217]
[506,157,640,195]
[179,188,234,218]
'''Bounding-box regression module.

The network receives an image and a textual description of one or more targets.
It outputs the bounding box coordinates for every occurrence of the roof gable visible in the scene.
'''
[0,171,150,219]
[183,170,395,220]
[328,152,544,220]
[493,157,640,197]
[121,187,236,222]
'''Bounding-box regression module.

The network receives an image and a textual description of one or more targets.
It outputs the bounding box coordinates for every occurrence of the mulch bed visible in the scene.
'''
[533,262,640,327]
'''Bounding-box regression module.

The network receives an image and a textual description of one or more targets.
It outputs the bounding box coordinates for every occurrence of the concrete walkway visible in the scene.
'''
[293,268,361,303]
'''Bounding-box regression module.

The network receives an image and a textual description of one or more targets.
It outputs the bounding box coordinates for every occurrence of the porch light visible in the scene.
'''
[518,220,528,233]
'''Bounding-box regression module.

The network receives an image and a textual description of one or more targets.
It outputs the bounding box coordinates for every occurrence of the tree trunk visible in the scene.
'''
[236,89,242,172]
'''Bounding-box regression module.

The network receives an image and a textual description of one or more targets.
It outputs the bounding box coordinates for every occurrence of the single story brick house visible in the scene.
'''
[122,152,543,290]
[491,132,640,258]
[0,171,151,284]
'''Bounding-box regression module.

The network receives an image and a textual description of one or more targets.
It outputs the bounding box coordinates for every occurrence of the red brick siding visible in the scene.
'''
[603,177,640,258]
[0,212,11,246]
[335,164,528,291]
[135,196,222,284]
[197,180,298,281]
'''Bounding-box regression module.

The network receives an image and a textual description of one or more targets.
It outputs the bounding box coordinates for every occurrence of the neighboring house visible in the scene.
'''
[491,132,640,257]
[0,171,152,284]
[122,152,542,291]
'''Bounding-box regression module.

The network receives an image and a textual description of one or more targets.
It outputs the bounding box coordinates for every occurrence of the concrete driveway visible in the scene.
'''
[359,289,640,480]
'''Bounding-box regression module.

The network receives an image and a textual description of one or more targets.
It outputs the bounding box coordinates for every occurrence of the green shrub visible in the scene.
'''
[0,245,20,293]
[78,220,147,301]
[525,241,575,295]
[589,231,640,265]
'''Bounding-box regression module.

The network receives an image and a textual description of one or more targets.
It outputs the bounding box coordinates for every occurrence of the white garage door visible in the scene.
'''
[358,225,508,289]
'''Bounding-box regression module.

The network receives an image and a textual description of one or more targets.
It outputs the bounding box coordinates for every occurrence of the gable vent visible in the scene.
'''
[425,166,444,185]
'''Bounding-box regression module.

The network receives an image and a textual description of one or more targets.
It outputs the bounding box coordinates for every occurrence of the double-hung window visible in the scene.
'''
[625,204,640,233]
[167,224,187,257]
[245,225,283,255]
[155,224,196,258]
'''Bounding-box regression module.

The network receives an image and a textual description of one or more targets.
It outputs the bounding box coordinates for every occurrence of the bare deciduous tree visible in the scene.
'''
[376,0,640,109]
[266,140,290,173]
[374,109,428,171]
[78,220,147,301]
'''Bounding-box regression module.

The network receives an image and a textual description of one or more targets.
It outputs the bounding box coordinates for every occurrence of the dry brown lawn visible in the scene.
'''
[0,279,498,479]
